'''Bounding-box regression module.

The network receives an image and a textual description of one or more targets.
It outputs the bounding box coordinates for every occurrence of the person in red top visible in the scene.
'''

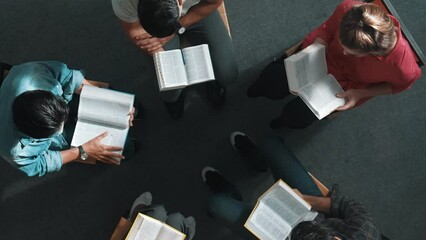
[248,0,422,129]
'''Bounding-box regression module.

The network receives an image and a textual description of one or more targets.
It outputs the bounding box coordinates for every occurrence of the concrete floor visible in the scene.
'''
[0,0,425,239]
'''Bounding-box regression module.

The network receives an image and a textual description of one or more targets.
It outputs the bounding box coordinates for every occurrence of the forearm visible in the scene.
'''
[60,147,80,164]
[179,0,223,28]
[303,195,331,214]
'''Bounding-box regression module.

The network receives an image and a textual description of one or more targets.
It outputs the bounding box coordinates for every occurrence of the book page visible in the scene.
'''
[245,180,315,240]
[298,74,345,119]
[134,217,163,240]
[284,43,327,93]
[182,44,215,85]
[246,202,292,240]
[70,119,128,163]
[154,50,188,91]
[78,86,134,129]
[156,226,185,240]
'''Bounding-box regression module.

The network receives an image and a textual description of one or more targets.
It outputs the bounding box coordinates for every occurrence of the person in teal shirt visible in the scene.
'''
[0,61,134,177]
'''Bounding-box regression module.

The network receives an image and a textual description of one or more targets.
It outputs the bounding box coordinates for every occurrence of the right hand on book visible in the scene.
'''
[82,132,124,165]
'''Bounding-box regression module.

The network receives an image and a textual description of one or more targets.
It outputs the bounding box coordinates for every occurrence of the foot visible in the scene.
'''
[230,131,256,155]
[230,132,268,172]
[201,166,242,201]
[185,216,196,240]
[128,192,153,220]
[164,92,185,119]
[206,81,226,107]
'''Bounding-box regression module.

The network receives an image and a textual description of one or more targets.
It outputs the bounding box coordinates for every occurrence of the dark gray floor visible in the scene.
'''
[0,0,425,239]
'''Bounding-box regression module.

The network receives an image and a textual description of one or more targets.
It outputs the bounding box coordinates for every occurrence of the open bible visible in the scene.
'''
[244,180,318,240]
[70,85,134,164]
[126,213,186,240]
[154,44,215,91]
[284,43,345,119]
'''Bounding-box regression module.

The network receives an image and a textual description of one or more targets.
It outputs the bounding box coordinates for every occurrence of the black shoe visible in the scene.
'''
[201,166,242,201]
[164,92,185,119]
[230,132,268,172]
[271,99,318,129]
[230,131,256,155]
[206,81,226,107]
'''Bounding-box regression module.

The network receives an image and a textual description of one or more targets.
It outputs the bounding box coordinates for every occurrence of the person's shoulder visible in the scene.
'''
[111,0,139,22]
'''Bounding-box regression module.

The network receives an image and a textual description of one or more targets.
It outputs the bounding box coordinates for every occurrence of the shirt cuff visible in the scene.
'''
[329,184,342,218]
[45,150,63,173]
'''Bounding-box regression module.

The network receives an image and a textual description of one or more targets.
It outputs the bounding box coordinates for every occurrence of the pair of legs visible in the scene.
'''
[128,192,196,240]
[160,10,238,117]
[206,136,322,238]
[247,50,318,129]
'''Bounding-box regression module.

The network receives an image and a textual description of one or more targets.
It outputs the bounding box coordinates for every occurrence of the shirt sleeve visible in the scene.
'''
[111,0,139,23]
[389,54,422,94]
[328,184,381,239]
[302,0,359,48]
[35,61,84,102]
[13,140,63,177]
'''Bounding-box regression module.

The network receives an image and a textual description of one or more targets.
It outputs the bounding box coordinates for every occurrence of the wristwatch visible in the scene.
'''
[78,145,89,161]
[178,26,186,35]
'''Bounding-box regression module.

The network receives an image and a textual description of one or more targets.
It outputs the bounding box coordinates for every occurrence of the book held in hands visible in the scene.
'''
[244,180,318,240]
[154,44,215,91]
[70,85,134,164]
[284,43,345,119]
[126,213,186,240]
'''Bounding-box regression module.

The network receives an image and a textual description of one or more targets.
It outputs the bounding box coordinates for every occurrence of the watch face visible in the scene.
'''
[78,146,89,161]
[81,152,89,161]
[178,27,186,34]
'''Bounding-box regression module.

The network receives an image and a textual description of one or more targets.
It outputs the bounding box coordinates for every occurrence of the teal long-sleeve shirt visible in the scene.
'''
[0,61,84,177]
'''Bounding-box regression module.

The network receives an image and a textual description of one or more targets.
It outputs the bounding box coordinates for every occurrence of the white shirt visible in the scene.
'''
[111,0,200,23]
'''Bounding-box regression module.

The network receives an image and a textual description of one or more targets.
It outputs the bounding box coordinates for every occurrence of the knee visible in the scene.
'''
[207,194,230,218]
[213,56,239,86]
[259,137,285,153]
[167,212,185,223]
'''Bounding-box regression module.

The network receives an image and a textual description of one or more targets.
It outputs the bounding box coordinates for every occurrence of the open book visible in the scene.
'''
[126,213,186,240]
[284,43,345,119]
[70,85,134,164]
[244,180,318,240]
[154,44,215,91]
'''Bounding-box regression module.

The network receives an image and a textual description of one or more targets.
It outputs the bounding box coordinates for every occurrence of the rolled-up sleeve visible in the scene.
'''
[13,140,63,177]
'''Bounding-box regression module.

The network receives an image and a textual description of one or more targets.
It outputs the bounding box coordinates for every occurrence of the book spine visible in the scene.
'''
[154,54,166,91]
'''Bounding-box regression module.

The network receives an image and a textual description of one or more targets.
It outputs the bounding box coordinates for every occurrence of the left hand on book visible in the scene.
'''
[335,89,366,111]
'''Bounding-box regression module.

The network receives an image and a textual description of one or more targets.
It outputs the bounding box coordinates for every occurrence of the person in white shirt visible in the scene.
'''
[112,0,238,119]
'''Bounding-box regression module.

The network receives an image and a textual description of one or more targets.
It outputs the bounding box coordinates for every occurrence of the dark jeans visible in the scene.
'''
[160,10,238,102]
[248,54,318,128]
[207,137,322,238]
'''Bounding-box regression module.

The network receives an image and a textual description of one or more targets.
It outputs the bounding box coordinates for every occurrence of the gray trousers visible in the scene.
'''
[160,10,238,102]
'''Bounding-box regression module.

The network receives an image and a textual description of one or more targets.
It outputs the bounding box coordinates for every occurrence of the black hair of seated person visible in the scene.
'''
[12,90,69,139]
[290,221,337,240]
[138,0,181,38]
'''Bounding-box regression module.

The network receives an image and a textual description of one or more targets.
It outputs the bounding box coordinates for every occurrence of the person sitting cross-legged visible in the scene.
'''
[202,132,383,239]
[112,0,238,119]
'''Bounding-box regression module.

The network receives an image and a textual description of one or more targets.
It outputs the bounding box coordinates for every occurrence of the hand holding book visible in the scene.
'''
[81,131,124,165]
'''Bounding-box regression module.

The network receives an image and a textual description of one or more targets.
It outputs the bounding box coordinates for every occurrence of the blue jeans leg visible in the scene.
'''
[257,137,323,196]
[208,193,256,240]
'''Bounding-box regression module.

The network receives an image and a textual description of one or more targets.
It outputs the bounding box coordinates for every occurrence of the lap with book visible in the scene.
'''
[154,44,215,91]
[70,85,135,164]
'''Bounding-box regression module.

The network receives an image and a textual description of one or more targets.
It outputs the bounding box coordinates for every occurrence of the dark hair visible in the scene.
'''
[290,221,337,240]
[138,0,181,38]
[339,3,396,56]
[12,90,69,138]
